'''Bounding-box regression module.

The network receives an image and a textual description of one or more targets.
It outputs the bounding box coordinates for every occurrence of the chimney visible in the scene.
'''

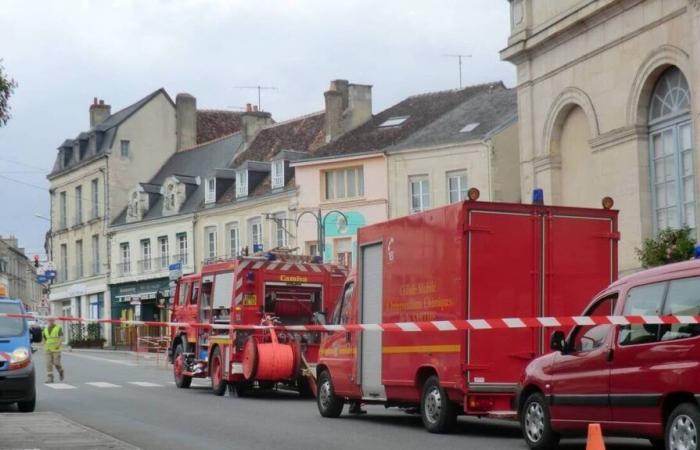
[176,93,197,151]
[89,97,111,128]
[241,110,273,148]
[324,80,372,143]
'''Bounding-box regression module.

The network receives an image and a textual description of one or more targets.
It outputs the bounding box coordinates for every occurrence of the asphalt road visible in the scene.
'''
[1,348,656,450]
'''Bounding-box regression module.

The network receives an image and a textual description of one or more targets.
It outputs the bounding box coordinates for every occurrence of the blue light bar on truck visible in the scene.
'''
[532,189,544,205]
[695,245,700,259]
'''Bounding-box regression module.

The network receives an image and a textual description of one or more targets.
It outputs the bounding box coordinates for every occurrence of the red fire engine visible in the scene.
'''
[169,255,346,396]
[315,190,619,433]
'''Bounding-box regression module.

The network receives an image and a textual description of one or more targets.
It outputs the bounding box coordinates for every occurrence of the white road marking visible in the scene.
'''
[128,381,163,387]
[86,382,121,388]
[45,383,76,390]
[64,352,137,366]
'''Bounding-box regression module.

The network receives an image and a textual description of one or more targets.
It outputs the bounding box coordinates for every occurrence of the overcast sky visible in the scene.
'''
[0,0,514,258]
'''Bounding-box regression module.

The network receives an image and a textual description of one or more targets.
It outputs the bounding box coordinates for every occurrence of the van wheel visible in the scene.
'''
[317,370,344,418]
[666,403,699,450]
[173,343,192,389]
[420,375,457,433]
[210,347,227,396]
[17,395,36,413]
[521,392,559,450]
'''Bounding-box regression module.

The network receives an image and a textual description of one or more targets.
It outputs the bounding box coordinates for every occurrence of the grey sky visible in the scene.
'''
[0,0,514,258]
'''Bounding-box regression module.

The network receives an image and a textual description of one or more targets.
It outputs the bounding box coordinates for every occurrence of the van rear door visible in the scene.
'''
[467,208,539,387]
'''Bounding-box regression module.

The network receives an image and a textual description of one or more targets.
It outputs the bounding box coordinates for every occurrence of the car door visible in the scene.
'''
[321,281,359,396]
[609,280,680,429]
[549,294,617,424]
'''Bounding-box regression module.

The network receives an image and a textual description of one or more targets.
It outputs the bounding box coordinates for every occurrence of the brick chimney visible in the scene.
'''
[89,98,111,128]
[176,93,197,151]
[324,80,372,142]
[241,105,273,148]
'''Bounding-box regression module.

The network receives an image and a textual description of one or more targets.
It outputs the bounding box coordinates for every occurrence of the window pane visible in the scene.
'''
[684,177,695,202]
[347,169,356,197]
[685,204,696,229]
[325,172,334,199]
[668,206,680,229]
[422,180,430,209]
[619,282,667,346]
[357,167,364,196]
[661,277,700,341]
[335,170,346,198]
[681,124,692,151]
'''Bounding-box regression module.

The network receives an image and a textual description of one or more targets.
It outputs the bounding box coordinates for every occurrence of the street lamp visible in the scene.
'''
[296,209,348,261]
[34,213,50,221]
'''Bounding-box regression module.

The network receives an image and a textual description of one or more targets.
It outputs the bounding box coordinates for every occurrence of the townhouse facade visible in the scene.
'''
[294,81,520,265]
[47,89,241,344]
[0,236,42,310]
[501,0,700,272]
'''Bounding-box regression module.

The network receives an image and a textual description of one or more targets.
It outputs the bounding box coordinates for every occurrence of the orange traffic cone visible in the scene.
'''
[586,423,606,450]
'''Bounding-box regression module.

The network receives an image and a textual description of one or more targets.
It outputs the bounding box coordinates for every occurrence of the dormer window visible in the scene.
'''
[236,170,248,198]
[205,178,216,204]
[271,160,284,189]
[166,184,177,210]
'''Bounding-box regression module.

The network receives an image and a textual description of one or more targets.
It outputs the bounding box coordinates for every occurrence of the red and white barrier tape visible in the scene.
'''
[4,313,700,332]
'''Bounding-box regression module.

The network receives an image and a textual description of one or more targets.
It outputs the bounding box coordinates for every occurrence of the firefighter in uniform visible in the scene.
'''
[43,318,64,383]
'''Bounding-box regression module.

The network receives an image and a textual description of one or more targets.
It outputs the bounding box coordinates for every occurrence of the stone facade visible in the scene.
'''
[0,236,42,310]
[502,0,700,273]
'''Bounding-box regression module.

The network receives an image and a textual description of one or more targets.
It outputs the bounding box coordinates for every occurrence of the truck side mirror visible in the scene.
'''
[550,330,566,352]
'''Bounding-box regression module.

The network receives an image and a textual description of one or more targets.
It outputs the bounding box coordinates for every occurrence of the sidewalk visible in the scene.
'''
[0,412,139,449]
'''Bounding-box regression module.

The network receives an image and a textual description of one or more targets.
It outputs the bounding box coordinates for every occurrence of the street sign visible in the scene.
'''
[37,274,48,284]
[169,261,182,281]
[44,270,57,280]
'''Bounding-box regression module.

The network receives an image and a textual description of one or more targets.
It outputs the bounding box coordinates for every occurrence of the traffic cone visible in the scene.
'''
[585,423,606,450]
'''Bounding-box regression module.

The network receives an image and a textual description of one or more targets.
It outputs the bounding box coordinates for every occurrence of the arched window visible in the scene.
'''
[649,67,695,232]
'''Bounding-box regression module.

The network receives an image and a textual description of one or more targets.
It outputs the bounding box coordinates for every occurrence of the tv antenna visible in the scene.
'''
[232,86,278,111]
[443,54,472,88]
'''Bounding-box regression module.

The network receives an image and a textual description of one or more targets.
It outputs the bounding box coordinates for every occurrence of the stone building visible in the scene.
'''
[294,81,520,265]
[47,89,241,344]
[0,236,42,310]
[501,0,700,273]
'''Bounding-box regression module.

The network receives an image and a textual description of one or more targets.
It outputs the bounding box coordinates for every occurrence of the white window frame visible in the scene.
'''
[236,170,248,198]
[205,178,216,204]
[177,233,188,265]
[91,178,99,219]
[158,236,169,268]
[226,223,240,258]
[120,140,130,159]
[141,239,151,271]
[271,160,285,189]
[248,218,262,249]
[74,185,82,225]
[92,234,100,275]
[204,226,218,260]
[120,242,131,274]
[272,212,287,248]
[323,167,364,201]
[447,170,468,204]
[410,175,430,213]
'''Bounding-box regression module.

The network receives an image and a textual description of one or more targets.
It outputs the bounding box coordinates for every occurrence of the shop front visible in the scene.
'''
[110,278,171,349]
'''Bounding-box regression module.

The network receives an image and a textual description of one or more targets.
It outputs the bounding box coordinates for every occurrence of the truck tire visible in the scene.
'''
[665,403,700,450]
[420,375,457,433]
[521,392,559,450]
[17,395,36,413]
[317,370,344,418]
[173,343,192,389]
[210,347,227,396]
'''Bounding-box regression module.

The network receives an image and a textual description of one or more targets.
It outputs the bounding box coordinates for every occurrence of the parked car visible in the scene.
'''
[517,256,700,450]
[0,298,40,412]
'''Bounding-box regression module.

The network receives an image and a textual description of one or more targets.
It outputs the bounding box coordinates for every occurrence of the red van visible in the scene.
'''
[518,256,700,450]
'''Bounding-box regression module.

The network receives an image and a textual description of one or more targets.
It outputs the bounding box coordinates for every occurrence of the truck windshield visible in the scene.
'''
[0,303,25,337]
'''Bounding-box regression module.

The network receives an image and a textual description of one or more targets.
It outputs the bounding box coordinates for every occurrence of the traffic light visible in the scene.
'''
[33,255,40,268]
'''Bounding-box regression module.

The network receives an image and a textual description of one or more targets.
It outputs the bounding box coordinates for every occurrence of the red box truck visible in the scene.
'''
[315,195,619,433]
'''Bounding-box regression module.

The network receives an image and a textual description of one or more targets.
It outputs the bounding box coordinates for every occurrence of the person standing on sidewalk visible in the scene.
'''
[43,318,64,383]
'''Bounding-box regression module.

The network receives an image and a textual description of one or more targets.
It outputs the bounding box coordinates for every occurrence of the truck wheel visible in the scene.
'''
[666,403,700,450]
[420,375,457,433]
[210,347,227,396]
[17,395,36,413]
[317,370,344,418]
[173,343,192,389]
[521,392,559,450]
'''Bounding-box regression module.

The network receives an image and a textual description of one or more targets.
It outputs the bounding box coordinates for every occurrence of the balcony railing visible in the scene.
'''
[116,254,189,277]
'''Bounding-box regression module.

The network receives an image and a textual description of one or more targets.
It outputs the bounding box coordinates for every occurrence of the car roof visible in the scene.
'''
[609,258,700,289]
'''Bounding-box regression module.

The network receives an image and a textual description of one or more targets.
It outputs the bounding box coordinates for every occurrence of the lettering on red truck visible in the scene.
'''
[280,275,308,284]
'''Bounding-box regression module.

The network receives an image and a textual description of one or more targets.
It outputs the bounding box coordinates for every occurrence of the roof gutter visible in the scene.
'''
[291,150,384,167]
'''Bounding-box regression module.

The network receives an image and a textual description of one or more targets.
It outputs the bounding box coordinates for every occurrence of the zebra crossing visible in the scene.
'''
[44,381,167,390]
